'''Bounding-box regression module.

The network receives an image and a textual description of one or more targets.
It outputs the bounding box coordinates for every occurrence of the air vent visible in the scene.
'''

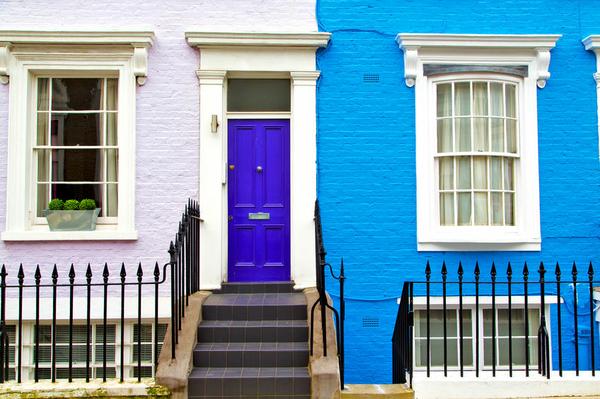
[362,316,380,328]
[363,73,380,83]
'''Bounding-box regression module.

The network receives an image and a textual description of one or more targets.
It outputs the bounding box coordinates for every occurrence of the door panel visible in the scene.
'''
[228,119,290,282]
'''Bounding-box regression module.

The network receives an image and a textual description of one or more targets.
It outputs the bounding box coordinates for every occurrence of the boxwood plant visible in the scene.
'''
[47,198,97,210]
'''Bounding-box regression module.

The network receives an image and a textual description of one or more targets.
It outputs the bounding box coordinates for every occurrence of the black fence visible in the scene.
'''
[393,261,600,386]
[310,200,346,389]
[0,199,200,383]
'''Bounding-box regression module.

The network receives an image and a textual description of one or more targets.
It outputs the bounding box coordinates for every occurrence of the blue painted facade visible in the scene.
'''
[315,0,600,383]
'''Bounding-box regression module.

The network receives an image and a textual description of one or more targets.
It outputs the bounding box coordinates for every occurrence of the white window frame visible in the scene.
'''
[411,296,556,373]
[583,35,600,159]
[396,34,561,251]
[0,31,155,241]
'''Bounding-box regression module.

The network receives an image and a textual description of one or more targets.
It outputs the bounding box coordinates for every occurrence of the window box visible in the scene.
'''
[45,208,101,231]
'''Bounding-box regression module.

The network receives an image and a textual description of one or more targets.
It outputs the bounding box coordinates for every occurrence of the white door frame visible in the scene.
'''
[186,32,330,290]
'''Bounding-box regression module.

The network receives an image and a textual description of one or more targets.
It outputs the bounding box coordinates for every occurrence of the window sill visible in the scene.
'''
[418,241,541,252]
[1,228,138,241]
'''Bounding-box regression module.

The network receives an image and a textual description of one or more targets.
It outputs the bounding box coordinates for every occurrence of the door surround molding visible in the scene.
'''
[186,31,330,289]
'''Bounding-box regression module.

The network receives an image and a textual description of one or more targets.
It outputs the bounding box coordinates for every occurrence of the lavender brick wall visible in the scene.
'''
[0,0,317,283]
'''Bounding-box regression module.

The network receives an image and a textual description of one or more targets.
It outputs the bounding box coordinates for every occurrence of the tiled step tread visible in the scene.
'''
[199,319,308,328]
[195,341,308,351]
[216,281,297,294]
[204,293,307,306]
[188,367,310,398]
[198,319,309,343]
[193,341,309,367]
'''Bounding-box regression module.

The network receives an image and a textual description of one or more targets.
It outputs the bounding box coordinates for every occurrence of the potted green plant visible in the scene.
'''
[44,198,101,231]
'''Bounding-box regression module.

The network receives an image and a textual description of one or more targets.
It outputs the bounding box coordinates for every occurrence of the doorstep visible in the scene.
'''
[341,384,414,399]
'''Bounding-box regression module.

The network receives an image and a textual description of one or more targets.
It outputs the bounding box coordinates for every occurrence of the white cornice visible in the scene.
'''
[583,35,600,51]
[0,30,155,85]
[397,33,561,49]
[0,30,154,46]
[185,31,330,48]
[396,33,561,88]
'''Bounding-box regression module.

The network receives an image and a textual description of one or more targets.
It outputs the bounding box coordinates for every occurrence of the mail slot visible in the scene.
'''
[248,212,270,220]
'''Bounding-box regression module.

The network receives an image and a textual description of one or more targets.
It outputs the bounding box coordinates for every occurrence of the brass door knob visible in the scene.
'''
[256,166,263,173]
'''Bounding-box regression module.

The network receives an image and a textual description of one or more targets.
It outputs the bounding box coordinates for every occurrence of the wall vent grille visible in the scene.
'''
[362,316,380,328]
[363,73,380,83]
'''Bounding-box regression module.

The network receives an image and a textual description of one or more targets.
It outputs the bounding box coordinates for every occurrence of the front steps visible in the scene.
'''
[188,282,311,398]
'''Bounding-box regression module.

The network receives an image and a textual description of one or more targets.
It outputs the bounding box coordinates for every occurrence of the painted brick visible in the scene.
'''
[316,0,600,383]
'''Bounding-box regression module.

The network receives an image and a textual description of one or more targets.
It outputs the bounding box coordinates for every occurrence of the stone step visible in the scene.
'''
[188,367,310,398]
[215,281,297,294]
[193,341,309,368]
[198,319,308,343]
[202,293,307,321]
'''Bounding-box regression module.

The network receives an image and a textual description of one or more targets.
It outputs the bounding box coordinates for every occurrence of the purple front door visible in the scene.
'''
[227,119,290,282]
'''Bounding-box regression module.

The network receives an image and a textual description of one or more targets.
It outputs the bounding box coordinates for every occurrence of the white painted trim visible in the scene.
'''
[185,31,330,48]
[412,373,600,399]
[397,34,560,88]
[3,296,171,321]
[226,112,291,119]
[408,295,562,306]
[188,32,330,290]
[582,35,600,159]
[0,31,154,241]
[395,35,558,251]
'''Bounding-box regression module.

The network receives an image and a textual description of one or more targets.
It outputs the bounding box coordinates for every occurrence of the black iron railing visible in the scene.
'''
[393,261,600,386]
[310,200,346,389]
[0,199,200,383]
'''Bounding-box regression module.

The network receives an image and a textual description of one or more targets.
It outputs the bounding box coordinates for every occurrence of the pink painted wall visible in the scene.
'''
[0,0,317,284]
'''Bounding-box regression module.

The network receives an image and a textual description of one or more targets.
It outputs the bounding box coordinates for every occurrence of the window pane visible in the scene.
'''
[491,118,504,152]
[50,184,102,212]
[446,338,458,366]
[105,184,118,217]
[461,310,472,338]
[107,113,118,146]
[106,149,118,182]
[37,184,49,217]
[437,83,452,117]
[490,82,504,116]
[504,193,514,225]
[52,149,102,182]
[431,340,444,366]
[490,157,502,189]
[437,119,453,152]
[503,158,514,190]
[440,193,454,225]
[462,338,474,366]
[455,118,471,151]
[505,84,516,118]
[37,150,50,182]
[52,78,102,111]
[439,157,454,190]
[473,157,487,189]
[484,337,493,366]
[417,339,428,367]
[473,117,488,152]
[227,79,290,112]
[37,78,50,111]
[454,82,470,116]
[37,113,49,146]
[106,79,118,111]
[474,192,488,225]
[457,157,471,189]
[473,82,488,116]
[506,120,517,153]
[457,192,471,225]
[51,113,101,146]
[491,192,503,225]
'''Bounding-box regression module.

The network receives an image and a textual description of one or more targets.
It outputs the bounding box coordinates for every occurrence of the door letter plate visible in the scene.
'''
[248,212,270,220]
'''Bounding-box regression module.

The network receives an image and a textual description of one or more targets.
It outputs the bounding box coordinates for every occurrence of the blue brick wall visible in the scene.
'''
[316,0,600,383]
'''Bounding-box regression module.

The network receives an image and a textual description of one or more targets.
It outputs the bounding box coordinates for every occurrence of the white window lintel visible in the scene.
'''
[185,31,331,48]
[0,30,154,85]
[396,33,561,88]
[583,35,600,159]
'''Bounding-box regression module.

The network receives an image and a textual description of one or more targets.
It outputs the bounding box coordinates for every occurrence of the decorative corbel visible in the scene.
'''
[403,47,419,87]
[0,42,11,84]
[534,48,552,89]
[595,72,600,89]
[132,44,149,86]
